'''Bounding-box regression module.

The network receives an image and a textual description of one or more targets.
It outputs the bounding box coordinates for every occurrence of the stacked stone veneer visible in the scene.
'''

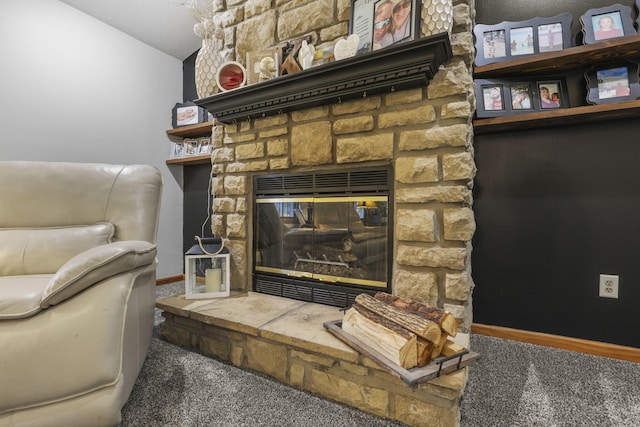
[158,293,467,426]
[208,0,477,330]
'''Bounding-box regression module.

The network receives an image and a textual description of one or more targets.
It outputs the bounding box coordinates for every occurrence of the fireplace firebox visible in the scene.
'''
[253,167,392,307]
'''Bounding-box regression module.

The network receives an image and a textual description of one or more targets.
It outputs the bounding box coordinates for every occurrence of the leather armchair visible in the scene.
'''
[0,161,163,427]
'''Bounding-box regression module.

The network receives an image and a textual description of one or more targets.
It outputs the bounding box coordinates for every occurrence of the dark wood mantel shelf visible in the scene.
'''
[195,33,452,124]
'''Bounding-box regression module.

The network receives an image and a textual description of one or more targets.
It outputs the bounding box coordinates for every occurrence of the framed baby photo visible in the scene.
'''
[350,0,420,54]
[172,102,207,128]
[580,4,636,45]
[585,61,640,105]
[473,13,573,66]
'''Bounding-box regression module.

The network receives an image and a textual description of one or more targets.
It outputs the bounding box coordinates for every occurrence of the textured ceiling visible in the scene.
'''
[59,0,201,60]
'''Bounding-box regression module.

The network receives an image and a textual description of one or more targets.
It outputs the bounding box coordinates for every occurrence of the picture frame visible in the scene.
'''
[536,80,566,110]
[585,61,640,105]
[172,102,207,128]
[183,138,199,156]
[350,0,420,54]
[169,142,184,159]
[473,13,573,66]
[246,48,279,85]
[580,4,636,45]
[197,137,212,155]
[475,77,569,118]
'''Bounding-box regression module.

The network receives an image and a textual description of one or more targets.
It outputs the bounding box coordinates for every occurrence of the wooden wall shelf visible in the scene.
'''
[166,155,211,165]
[473,35,640,133]
[474,34,640,78]
[195,34,452,124]
[165,122,213,165]
[473,99,640,134]
[166,122,213,140]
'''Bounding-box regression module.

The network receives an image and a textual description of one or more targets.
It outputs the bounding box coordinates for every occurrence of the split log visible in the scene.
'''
[432,333,449,359]
[374,292,459,337]
[343,304,417,369]
[355,294,442,344]
[441,339,466,357]
[417,337,434,367]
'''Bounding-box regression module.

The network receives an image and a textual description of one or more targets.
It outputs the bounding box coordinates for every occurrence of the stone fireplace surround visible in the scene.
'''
[159,1,477,425]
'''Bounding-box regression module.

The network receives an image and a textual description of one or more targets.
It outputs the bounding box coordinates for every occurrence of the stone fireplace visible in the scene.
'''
[206,18,476,329]
[160,1,477,425]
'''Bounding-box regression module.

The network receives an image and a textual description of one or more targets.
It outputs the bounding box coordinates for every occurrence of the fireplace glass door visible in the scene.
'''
[255,196,389,288]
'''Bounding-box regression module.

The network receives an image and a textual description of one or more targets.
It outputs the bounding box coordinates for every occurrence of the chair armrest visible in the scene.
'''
[40,241,157,308]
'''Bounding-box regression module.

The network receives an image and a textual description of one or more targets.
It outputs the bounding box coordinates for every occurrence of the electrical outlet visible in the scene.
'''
[599,274,619,299]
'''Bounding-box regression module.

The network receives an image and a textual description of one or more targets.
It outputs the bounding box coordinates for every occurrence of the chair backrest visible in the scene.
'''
[0,161,163,243]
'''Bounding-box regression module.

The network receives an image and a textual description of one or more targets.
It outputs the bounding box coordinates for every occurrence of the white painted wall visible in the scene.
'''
[0,0,185,278]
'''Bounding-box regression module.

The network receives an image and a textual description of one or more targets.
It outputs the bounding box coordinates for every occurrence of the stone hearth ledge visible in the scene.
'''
[156,291,470,426]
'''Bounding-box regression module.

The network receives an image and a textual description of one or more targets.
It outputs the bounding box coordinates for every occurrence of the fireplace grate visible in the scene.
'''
[255,274,373,308]
[254,167,390,196]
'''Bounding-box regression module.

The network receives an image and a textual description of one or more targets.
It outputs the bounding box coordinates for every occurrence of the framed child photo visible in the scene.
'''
[510,83,534,111]
[475,80,507,118]
[580,4,636,45]
[536,80,568,109]
[585,61,640,105]
[473,13,573,66]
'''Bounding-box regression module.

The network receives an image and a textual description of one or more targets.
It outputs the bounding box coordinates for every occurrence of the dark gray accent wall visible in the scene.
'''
[473,0,640,347]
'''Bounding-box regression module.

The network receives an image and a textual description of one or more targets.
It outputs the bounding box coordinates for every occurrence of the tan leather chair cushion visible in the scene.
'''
[0,275,52,319]
[40,241,157,308]
[0,223,114,276]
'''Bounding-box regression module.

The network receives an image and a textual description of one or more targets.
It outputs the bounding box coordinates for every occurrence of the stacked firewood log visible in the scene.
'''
[342,292,464,369]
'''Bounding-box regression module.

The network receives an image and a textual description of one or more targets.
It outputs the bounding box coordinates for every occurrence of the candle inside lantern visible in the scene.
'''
[205,268,222,293]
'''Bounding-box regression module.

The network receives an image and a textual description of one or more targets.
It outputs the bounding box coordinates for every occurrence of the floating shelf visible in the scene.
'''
[166,155,211,165]
[195,33,452,124]
[474,34,640,78]
[473,35,640,133]
[166,122,213,140]
[473,99,640,134]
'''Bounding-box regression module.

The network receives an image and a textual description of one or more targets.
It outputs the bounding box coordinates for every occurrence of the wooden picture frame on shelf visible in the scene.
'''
[585,61,640,105]
[350,0,420,54]
[580,4,636,45]
[473,13,573,66]
[475,77,569,118]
